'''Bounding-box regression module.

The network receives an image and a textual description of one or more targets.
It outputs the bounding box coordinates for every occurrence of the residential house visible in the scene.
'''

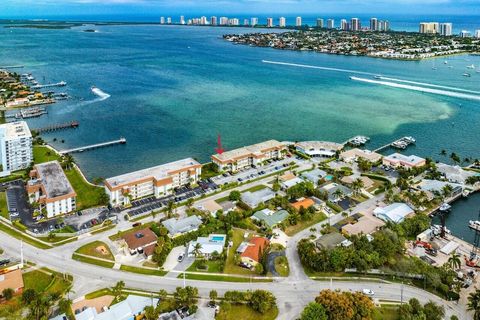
[27,161,77,218]
[241,188,275,209]
[187,234,226,259]
[341,175,374,190]
[373,203,414,224]
[280,171,304,189]
[121,227,158,258]
[291,197,315,211]
[340,148,382,163]
[341,215,385,236]
[416,179,463,198]
[218,200,236,213]
[0,269,24,296]
[301,169,327,185]
[195,199,223,216]
[320,183,353,202]
[211,140,286,172]
[315,232,348,250]
[104,158,201,207]
[383,153,426,168]
[240,237,270,266]
[251,209,289,228]
[162,215,202,238]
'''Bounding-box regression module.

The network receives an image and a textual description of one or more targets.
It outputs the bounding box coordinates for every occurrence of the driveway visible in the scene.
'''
[162,245,186,271]
[267,251,285,276]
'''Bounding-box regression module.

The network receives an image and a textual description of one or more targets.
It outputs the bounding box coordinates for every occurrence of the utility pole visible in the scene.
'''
[20,240,24,266]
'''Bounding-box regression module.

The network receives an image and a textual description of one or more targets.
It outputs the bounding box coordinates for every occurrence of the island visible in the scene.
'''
[223,29,480,60]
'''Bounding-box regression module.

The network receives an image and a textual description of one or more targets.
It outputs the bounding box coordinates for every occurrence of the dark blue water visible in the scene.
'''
[0,24,479,182]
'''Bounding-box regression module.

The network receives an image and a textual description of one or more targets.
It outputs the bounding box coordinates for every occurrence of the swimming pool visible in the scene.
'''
[325,175,334,181]
[211,235,226,242]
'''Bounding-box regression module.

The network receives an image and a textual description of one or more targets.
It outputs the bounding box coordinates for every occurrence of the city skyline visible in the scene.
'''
[1,0,480,17]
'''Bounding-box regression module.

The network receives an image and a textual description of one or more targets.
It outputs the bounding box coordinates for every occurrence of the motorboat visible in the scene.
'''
[469,220,480,230]
[439,203,451,212]
[463,73,471,77]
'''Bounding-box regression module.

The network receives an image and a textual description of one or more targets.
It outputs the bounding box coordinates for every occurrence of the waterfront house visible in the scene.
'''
[373,203,414,224]
[27,161,77,218]
[241,188,276,209]
[162,215,202,238]
[383,153,426,169]
[104,158,201,207]
[295,141,343,158]
[251,209,289,228]
[240,237,270,267]
[340,148,382,163]
[121,227,158,257]
[211,140,286,172]
[187,234,226,259]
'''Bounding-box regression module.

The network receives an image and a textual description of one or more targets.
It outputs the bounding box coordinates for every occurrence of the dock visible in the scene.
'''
[0,65,24,69]
[59,137,127,155]
[32,81,67,89]
[35,121,79,134]
[374,136,416,153]
[342,135,370,147]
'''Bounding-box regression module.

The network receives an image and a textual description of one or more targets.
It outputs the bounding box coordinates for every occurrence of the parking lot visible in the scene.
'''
[1,180,33,225]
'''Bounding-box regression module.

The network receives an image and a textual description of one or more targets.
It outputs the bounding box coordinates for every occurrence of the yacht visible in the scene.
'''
[433,224,451,234]
[467,64,475,69]
[463,73,471,77]
[439,203,451,212]
[469,220,480,230]
[405,136,416,143]
[444,61,448,64]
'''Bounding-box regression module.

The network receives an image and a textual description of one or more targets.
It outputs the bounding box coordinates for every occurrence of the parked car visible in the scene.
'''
[132,222,142,227]
[362,289,375,296]
[177,253,185,262]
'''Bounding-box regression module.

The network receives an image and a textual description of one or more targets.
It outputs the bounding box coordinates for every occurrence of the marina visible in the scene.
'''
[58,137,127,154]
[374,136,416,152]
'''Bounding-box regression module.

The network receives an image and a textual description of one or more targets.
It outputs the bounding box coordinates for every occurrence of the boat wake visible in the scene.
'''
[350,76,480,101]
[378,76,480,95]
[91,87,111,100]
[262,60,377,76]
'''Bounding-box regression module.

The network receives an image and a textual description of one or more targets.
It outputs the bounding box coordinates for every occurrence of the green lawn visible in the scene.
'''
[273,256,289,277]
[216,303,278,320]
[0,222,51,249]
[373,306,400,320]
[72,253,115,268]
[23,270,53,292]
[119,265,167,276]
[85,288,112,299]
[223,229,258,276]
[33,145,61,164]
[0,192,8,219]
[242,185,267,193]
[186,259,224,273]
[65,167,106,210]
[284,211,327,236]
[75,241,115,261]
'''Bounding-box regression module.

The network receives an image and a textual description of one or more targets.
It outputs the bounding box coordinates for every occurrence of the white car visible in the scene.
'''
[362,289,375,296]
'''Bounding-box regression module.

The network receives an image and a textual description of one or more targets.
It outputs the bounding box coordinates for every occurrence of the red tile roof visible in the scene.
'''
[291,198,315,211]
[241,237,269,263]
[121,227,157,250]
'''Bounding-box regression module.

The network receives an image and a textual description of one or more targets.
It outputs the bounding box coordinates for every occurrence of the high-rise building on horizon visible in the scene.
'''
[244,19,249,26]
[327,19,334,29]
[316,18,324,28]
[229,18,239,26]
[279,17,286,28]
[180,16,185,25]
[419,22,439,34]
[340,19,348,31]
[210,16,217,26]
[160,17,165,24]
[251,17,258,27]
[370,18,378,31]
[476,30,480,38]
[440,23,453,36]
[296,16,302,27]
[220,17,228,26]
[460,30,471,38]
[267,17,274,28]
[167,17,172,24]
[200,16,208,25]
[350,18,360,31]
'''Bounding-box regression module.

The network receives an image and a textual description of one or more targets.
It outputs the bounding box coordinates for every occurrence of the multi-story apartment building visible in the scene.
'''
[210,16,217,26]
[370,18,378,31]
[219,17,229,25]
[211,140,286,172]
[316,18,324,28]
[160,17,165,24]
[27,161,76,218]
[419,22,439,34]
[267,18,274,28]
[0,121,33,174]
[278,17,286,28]
[327,19,335,29]
[180,16,185,25]
[475,30,480,38]
[340,19,348,30]
[251,17,258,27]
[296,16,302,27]
[105,158,201,207]
[350,18,360,31]
[440,23,452,36]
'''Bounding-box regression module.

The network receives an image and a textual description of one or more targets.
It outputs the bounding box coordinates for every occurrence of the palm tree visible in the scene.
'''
[62,154,75,170]
[468,289,480,320]
[447,252,461,271]
[58,298,73,318]
[144,305,160,320]
[111,281,125,301]
[166,200,175,218]
[450,152,461,166]
[186,198,194,210]
[351,178,364,196]
[333,189,344,202]
[192,243,203,259]
[442,184,453,199]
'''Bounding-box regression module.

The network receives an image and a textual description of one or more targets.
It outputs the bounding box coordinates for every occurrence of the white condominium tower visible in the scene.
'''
[296,16,302,27]
[370,18,378,31]
[267,17,274,28]
[327,19,334,29]
[316,18,324,28]
[440,23,453,36]
[0,121,33,174]
[419,22,439,34]
[251,17,258,26]
[340,19,348,30]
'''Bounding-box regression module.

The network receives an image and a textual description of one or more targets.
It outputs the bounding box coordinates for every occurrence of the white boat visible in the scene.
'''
[444,61,448,64]
[405,136,416,143]
[439,203,451,212]
[467,64,475,69]
[463,73,471,77]
[433,224,451,234]
[469,220,480,230]
[91,86,111,100]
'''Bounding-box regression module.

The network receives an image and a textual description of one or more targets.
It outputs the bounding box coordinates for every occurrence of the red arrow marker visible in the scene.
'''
[215,134,224,154]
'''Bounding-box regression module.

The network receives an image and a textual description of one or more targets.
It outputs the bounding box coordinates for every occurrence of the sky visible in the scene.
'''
[1,0,479,18]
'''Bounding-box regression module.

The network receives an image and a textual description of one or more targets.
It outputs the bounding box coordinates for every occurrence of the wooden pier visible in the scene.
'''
[374,136,416,153]
[59,137,127,155]
[35,121,79,133]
